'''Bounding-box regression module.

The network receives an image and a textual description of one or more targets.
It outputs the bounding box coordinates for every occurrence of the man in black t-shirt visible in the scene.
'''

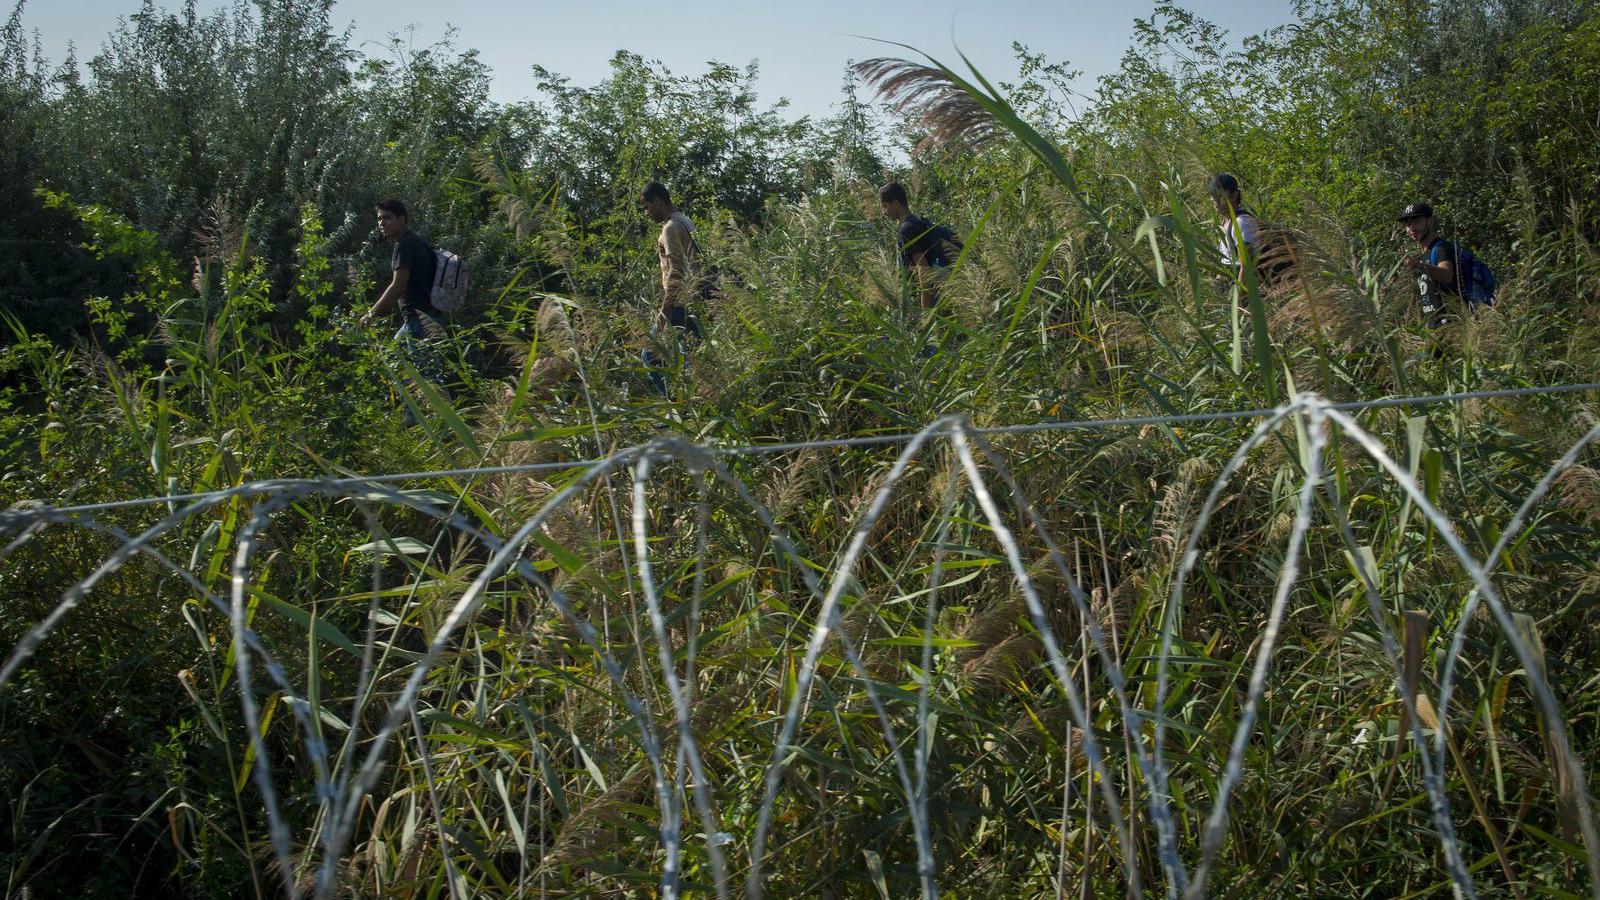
[1399,202,1480,329]
[362,199,447,392]
[880,182,960,310]
[363,200,439,327]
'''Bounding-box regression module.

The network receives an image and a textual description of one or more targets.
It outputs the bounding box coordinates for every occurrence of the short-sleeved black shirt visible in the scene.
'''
[391,230,439,318]
[898,215,954,269]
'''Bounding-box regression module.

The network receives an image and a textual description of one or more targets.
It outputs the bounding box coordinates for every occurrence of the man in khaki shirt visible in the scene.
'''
[639,181,701,395]
[640,181,702,335]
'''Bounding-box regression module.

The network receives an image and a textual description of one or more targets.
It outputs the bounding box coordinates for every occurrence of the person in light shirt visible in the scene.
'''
[638,181,703,396]
[1210,173,1261,287]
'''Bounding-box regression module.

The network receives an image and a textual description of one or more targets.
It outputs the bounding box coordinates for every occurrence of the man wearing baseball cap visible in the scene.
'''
[1399,202,1487,328]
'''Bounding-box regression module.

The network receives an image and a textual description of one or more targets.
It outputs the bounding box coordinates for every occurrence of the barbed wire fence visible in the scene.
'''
[4,384,1600,899]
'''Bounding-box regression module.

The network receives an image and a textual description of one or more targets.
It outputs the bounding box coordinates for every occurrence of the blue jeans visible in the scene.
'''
[394,310,448,390]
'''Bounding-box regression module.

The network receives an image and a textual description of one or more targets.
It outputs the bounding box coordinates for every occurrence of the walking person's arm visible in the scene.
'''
[1404,253,1455,287]
[1231,215,1258,287]
[913,257,939,309]
[658,220,695,324]
[361,268,409,327]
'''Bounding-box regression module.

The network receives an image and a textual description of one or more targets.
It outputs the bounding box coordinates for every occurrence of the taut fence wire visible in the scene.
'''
[2,383,1599,898]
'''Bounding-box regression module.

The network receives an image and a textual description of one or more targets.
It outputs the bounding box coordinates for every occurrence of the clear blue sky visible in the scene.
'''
[22,1,1295,120]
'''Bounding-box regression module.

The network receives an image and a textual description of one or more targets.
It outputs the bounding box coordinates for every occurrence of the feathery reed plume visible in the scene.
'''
[527,297,579,392]
[544,765,654,869]
[1266,214,1378,357]
[1093,308,1154,353]
[259,846,318,898]
[963,632,1041,694]
[851,58,1004,154]
[836,592,879,655]
[1266,511,1296,544]
[1008,704,1088,768]
[472,149,540,242]
[193,194,244,267]
[75,339,144,421]
[1092,573,1141,637]
[849,459,931,535]
[682,681,751,742]
[528,354,576,395]
[1559,466,1600,525]
[1580,570,1600,598]
[1023,556,1083,638]
[1152,457,1211,559]
[764,449,820,521]
[958,598,1023,667]
[1462,304,1511,358]
[536,297,578,359]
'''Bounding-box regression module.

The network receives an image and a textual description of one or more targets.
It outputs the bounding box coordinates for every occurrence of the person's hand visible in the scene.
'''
[358,311,374,329]
[1403,254,1424,273]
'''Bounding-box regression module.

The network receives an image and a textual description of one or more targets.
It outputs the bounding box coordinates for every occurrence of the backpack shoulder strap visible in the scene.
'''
[673,213,703,256]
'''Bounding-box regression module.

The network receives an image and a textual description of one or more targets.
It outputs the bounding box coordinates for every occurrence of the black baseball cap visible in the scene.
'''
[1397,203,1434,221]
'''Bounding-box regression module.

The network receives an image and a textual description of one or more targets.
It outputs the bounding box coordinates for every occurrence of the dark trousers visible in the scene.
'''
[642,306,701,397]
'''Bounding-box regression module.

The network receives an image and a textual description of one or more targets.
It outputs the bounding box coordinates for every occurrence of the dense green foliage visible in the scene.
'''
[3,0,1600,896]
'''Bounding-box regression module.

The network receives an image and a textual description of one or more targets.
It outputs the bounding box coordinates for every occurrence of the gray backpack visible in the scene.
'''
[430,247,468,313]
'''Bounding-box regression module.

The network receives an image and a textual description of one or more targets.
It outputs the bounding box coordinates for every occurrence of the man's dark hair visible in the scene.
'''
[1209,173,1241,196]
[375,199,409,219]
[879,182,909,206]
[641,181,671,205]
